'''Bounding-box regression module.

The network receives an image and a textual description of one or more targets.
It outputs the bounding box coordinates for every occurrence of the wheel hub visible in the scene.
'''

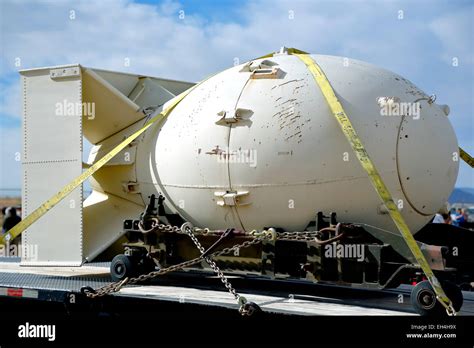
[418,289,436,309]
[115,264,124,275]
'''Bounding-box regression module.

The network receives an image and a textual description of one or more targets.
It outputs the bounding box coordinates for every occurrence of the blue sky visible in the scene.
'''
[0,0,473,190]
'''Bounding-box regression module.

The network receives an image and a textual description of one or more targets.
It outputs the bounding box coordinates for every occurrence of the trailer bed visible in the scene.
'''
[1,257,474,316]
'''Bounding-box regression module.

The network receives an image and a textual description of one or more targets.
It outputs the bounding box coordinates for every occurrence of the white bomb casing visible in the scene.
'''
[136,53,459,235]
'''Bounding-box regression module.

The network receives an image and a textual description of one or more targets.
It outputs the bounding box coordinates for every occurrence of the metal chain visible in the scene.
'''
[81,221,341,315]
[182,224,240,301]
[182,225,267,315]
[277,231,322,241]
[83,257,203,298]
[83,230,271,299]
[146,220,326,241]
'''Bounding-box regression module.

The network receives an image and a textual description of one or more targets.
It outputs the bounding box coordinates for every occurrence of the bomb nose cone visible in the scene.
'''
[396,102,459,215]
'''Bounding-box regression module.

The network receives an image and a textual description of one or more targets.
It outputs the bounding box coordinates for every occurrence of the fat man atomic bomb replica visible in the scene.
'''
[16,48,472,316]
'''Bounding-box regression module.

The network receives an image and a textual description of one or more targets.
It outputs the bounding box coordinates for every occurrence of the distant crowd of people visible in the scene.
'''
[1,206,21,234]
[432,207,469,228]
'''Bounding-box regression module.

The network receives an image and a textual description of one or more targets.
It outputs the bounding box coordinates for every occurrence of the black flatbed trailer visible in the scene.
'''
[1,257,474,318]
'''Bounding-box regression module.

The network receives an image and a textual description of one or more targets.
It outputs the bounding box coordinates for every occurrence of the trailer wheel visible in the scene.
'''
[110,254,135,281]
[410,280,463,316]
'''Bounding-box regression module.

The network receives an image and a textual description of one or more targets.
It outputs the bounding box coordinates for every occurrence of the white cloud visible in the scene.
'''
[0,0,443,79]
[429,9,474,66]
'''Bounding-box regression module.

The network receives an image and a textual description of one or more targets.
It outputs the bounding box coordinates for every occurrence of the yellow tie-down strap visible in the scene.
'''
[0,85,195,246]
[290,52,457,315]
[460,147,474,168]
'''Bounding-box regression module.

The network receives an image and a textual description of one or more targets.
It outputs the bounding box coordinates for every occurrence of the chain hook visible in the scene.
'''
[113,277,129,292]
[428,94,437,104]
[265,228,278,241]
[80,286,97,297]
[238,296,262,316]
[180,222,194,234]
[436,295,457,316]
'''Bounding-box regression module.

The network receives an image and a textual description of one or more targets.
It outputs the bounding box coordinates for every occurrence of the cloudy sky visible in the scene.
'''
[0,0,473,191]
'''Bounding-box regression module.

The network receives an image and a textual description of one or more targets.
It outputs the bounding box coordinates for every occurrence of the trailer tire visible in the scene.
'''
[110,254,135,282]
[411,280,463,316]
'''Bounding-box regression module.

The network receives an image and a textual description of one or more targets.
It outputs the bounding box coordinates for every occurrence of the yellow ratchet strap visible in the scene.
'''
[459,147,474,168]
[290,52,456,316]
[0,86,195,245]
